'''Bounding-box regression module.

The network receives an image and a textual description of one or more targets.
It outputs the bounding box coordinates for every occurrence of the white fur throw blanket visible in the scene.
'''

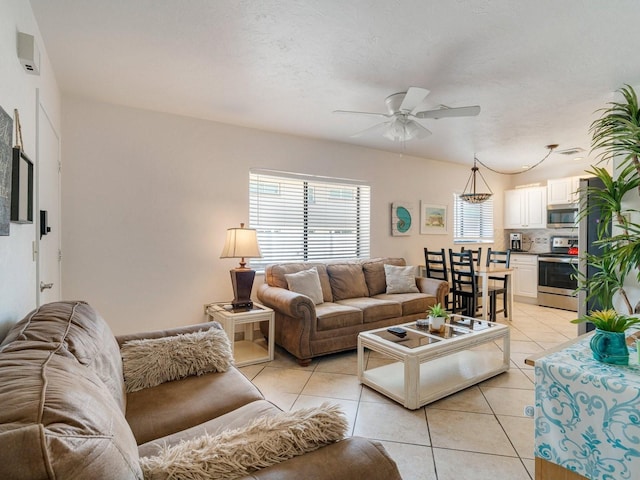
[140,403,348,480]
[121,327,233,393]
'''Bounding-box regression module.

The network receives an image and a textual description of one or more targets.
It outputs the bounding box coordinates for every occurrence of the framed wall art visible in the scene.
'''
[0,106,13,236]
[391,201,414,236]
[11,147,34,223]
[420,202,447,235]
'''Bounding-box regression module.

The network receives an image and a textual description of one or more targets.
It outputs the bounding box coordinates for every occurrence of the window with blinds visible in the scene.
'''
[249,170,371,270]
[453,193,494,243]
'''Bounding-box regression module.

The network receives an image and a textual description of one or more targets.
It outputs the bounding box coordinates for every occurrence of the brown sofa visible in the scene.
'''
[257,257,449,365]
[0,301,402,479]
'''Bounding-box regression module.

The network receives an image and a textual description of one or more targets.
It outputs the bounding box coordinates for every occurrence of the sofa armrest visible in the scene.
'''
[257,284,316,319]
[416,276,449,306]
[115,321,222,348]
[242,437,402,480]
[257,284,318,362]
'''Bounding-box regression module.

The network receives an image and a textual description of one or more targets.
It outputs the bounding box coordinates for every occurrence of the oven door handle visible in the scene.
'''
[539,257,579,264]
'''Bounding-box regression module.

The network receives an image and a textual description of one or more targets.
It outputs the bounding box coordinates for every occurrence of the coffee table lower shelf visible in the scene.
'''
[358,318,510,410]
[361,350,506,409]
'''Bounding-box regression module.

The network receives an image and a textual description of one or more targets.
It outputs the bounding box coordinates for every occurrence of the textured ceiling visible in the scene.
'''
[29,0,640,171]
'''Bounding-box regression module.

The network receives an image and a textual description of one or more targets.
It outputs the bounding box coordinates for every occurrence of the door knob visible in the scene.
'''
[40,281,53,292]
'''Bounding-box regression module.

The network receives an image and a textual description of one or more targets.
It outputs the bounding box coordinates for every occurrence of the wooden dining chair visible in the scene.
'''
[449,249,498,319]
[460,246,483,267]
[486,248,511,320]
[424,248,450,308]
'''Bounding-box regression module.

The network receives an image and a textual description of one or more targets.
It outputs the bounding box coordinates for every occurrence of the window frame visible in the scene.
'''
[249,169,371,270]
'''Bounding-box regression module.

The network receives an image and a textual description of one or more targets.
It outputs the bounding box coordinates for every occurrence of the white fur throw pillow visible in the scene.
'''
[140,403,348,480]
[384,264,419,294]
[121,327,233,393]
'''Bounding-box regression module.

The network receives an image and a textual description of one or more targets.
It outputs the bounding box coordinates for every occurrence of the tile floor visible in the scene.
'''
[238,302,578,480]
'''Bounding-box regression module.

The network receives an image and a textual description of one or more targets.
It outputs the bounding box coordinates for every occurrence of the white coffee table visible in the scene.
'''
[357,315,510,409]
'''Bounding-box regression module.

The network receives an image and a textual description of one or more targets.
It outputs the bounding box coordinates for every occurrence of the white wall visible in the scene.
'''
[0,0,60,340]
[62,96,510,335]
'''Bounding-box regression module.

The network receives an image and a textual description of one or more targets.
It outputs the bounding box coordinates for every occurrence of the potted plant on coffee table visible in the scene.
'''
[428,303,449,333]
[571,309,640,365]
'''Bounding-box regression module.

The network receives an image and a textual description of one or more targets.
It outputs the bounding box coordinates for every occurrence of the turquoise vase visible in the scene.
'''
[590,329,629,365]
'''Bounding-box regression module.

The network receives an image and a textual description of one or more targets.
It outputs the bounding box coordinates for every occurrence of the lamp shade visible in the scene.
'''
[220,224,262,260]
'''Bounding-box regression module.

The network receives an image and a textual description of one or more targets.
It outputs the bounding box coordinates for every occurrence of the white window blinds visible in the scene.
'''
[453,193,494,243]
[249,170,371,270]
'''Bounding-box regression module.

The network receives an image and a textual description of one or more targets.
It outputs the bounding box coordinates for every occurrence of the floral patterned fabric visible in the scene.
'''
[535,330,640,480]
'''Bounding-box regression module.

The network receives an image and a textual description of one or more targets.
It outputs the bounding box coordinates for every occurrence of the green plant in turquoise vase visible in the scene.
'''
[571,309,640,365]
[571,309,640,332]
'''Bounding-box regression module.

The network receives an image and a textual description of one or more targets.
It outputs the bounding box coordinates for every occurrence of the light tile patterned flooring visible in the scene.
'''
[238,303,578,480]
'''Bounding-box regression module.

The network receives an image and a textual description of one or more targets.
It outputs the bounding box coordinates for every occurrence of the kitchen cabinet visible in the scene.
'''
[547,176,580,205]
[511,254,538,298]
[504,186,547,229]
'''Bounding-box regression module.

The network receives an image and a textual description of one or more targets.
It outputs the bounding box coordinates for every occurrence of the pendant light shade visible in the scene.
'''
[460,157,493,204]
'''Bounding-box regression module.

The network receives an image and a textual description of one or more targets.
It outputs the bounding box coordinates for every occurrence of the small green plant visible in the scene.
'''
[570,309,640,332]
[428,303,448,318]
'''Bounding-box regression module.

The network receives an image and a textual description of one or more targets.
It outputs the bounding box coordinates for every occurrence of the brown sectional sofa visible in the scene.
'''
[0,300,402,479]
[257,257,449,365]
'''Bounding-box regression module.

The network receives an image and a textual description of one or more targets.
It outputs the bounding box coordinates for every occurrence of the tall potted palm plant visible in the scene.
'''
[578,85,640,315]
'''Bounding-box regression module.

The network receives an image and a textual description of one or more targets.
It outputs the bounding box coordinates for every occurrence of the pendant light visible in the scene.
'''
[460,157,493,204]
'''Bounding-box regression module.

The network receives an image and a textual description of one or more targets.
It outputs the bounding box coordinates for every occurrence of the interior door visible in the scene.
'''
[36,93,61,304]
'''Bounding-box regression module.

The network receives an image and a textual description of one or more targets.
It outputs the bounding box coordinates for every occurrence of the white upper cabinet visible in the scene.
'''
[504,186,547,229]
[547,176,580,205]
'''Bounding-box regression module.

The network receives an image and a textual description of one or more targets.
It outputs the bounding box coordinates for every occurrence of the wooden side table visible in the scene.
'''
[205,302,274,367]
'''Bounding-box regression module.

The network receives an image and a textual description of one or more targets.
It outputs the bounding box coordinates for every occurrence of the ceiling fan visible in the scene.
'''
[334,87,480,142]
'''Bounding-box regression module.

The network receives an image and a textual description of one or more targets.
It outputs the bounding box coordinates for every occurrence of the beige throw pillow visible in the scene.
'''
[384,264,419,294]
[285,267,324,304]
[121,327,233,393]
[140,403,348,480]
[327,263,369,300]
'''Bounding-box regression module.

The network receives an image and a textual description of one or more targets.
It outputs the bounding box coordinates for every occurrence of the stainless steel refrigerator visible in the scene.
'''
[577,176,610,334]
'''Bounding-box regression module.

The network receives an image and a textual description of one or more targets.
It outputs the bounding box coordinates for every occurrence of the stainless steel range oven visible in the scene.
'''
[537,236,579,311]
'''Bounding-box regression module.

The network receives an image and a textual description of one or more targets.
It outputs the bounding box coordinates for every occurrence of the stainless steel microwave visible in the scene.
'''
[547,204,578,228]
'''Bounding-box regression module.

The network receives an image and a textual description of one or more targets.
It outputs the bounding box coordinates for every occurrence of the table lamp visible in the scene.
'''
[220,223,262,309]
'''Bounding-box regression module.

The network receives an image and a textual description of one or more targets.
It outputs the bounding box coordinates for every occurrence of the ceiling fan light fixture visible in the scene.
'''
[461,157,493,204]
[383,115,418,142]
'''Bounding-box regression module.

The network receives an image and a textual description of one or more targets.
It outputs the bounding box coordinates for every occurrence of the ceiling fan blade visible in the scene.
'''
[411,121,432,139]
[414,105,481,119]
[333,110,390,119]
[350,121,392,138]
[399,87,430,112]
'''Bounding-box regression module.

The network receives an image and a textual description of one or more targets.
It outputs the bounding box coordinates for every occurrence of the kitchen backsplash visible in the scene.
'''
[505,228,578,253]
